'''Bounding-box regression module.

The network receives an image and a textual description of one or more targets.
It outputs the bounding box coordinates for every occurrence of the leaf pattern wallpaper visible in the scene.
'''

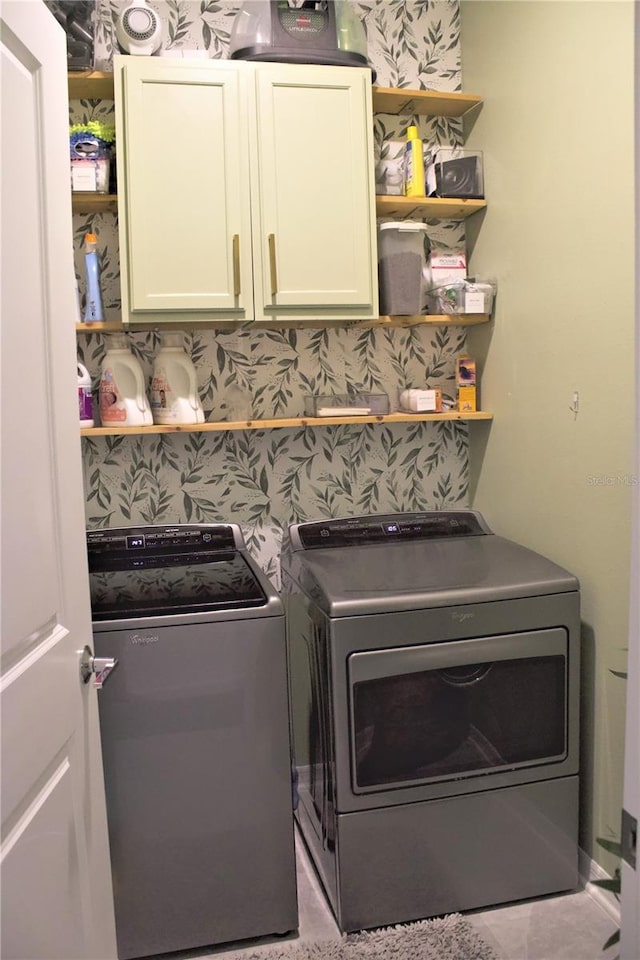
[74,0,475,584]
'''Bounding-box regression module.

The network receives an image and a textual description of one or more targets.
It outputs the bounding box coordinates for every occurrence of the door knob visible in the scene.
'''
[80,645,118,689]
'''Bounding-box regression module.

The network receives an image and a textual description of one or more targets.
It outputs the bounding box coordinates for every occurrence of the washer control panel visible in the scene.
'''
[87,523,241,561]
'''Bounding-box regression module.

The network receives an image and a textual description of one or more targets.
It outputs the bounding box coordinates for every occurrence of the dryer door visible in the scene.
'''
[348,628,569,794]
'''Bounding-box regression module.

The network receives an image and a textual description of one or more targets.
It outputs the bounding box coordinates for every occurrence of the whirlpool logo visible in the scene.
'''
[451,611,475,623]
[130,633,159,646]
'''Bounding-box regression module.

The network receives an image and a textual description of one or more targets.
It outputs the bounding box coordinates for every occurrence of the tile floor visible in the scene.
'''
[160,829,620,960]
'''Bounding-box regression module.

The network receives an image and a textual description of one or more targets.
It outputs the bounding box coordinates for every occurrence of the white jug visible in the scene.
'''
[151,333,204,425]
[99,336,153,427]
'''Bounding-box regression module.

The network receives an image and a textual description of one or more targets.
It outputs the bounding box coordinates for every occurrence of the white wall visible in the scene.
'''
[460,0,635,874]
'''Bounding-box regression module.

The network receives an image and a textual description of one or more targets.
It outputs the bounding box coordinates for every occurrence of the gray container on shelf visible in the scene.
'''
[378,221,429,316]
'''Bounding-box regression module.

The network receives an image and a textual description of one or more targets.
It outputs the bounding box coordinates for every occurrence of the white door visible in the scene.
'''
[620,467,639,959]
[0,3,117,959]
[620,7,640,956]
[620,8,640,954]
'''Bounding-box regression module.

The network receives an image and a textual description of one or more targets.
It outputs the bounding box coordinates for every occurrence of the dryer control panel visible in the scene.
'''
[291,511,491,550]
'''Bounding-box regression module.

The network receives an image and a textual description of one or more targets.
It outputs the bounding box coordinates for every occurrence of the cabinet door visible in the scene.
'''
[252,64,378,322]
[114,57,253,323]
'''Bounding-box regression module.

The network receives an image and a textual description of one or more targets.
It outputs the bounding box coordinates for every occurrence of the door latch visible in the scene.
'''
[621,807,637,870]
[80,645,119,689]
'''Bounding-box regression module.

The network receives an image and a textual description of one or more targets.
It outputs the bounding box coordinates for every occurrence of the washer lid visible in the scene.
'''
[86,523,276,621]
[89,552,270,621]
[284,513,579,615]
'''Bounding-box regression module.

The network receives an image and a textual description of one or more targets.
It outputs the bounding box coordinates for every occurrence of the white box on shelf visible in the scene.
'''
[425,250,467,293]
[398,388,443,413]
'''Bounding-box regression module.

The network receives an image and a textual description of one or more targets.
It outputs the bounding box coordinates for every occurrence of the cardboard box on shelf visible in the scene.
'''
[458,386,477,412]
[425,148,485,199]
[456,357,477,386]
[399,388,443,413]
[425,250,467,293]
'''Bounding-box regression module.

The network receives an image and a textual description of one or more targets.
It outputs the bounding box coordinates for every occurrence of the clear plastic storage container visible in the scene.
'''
[378,221,429,316]
[426,279,496,315]
[304,394,390,417]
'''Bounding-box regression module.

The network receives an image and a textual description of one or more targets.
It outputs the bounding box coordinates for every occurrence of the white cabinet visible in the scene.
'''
[252,63,377,318]
[114,57,252,321]
[113,56,378,326]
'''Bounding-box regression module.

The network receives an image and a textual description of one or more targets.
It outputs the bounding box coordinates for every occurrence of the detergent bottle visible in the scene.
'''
[99,336,152,427]
[78,363,94,428]
[83,232,104,322]
[403,125,425,197]
[151,333,204,425]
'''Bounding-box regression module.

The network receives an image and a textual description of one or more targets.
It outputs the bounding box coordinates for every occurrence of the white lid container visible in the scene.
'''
[99,336,153,427]
[151,333,204,425]
[378,221,429,316]
[379,221,429,238]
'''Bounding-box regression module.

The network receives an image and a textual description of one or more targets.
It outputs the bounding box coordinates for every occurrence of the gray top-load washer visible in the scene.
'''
[87,523,297,960]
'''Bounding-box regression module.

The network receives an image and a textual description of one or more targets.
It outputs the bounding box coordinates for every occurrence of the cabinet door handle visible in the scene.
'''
[232,234,241,297]
[268,233,278,296]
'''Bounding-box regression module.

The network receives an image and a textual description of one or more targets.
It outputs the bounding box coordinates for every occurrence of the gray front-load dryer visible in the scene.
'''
[87,523,298,960]
[281,510,581,932]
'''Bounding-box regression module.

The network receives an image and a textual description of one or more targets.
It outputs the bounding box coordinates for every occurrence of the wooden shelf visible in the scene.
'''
[75,314,490,333]
[81,411,492,437]
[376,195,486,220]
[369,313,489,328]
[72,193,118,214]
[68,75,481,118]
[68,74,478,113]
[68,70,114,100]
[372,86,482,118]
[76,321,125,332]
